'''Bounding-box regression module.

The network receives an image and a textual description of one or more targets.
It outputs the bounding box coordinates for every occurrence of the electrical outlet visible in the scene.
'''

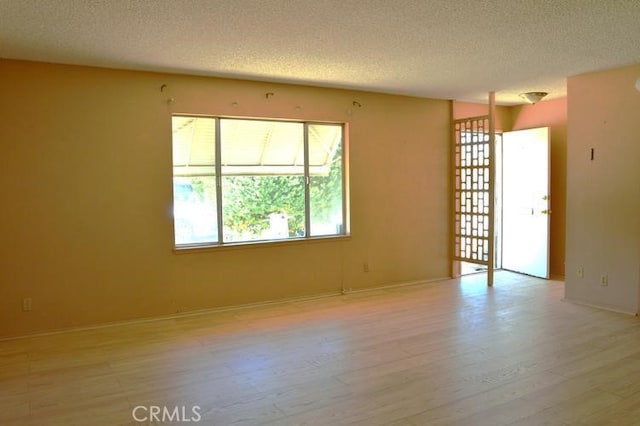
[577,266,584,278]
[600,275,608,286]
[363,262,369,272]
[23,298,32,312]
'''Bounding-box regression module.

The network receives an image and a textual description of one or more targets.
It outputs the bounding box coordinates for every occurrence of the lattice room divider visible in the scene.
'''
[452,104,496,285]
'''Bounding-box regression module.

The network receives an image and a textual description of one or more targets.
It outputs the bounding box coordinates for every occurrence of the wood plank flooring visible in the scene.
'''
[2,271,640,425]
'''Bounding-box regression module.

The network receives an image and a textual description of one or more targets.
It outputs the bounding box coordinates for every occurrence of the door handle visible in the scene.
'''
[541,209,552,215]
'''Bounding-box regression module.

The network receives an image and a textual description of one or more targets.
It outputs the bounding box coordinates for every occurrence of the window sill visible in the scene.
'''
[173,234,351,254]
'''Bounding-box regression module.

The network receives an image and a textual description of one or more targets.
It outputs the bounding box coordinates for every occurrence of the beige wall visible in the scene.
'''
[565,63,640,314]
[0,59,451,338]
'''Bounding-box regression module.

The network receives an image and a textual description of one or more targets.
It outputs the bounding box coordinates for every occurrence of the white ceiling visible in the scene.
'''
[1,0,640,105]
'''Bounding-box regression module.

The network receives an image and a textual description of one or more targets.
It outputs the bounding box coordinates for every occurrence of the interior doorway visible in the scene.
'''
[458,127,550,279]
[501,127,550,278]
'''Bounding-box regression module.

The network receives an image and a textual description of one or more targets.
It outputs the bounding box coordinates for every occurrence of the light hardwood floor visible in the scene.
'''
[2,271,640,425]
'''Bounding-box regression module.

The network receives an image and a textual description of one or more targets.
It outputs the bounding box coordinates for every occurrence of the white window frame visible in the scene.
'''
[172,115,349,248]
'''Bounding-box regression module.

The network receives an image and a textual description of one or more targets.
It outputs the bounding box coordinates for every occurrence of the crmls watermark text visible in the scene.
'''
[132,405,202,423]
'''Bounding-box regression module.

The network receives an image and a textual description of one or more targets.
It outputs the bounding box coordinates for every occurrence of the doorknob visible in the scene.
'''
[541,209,552,215]
[542,195,549,200]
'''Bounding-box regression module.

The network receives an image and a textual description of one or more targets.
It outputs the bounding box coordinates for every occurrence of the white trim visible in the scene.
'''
[341,276,452,294]
[0,276,452,342]
[562,297,638,316]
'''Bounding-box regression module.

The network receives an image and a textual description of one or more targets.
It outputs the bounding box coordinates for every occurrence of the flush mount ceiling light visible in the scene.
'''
[519,91,549,104]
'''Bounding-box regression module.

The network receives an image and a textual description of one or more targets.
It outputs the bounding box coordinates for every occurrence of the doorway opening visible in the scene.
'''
[455,126,550,280]
[501,127,550,278]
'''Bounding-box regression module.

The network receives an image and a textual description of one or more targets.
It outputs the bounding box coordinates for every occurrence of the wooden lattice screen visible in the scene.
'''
[453,116,492,267]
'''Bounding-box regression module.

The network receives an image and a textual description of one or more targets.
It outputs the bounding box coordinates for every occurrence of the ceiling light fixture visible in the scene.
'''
[519,91,548,104]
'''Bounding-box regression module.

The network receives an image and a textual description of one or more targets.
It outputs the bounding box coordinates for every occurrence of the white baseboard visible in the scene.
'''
[1,276,454,341]
[562,297,638,316]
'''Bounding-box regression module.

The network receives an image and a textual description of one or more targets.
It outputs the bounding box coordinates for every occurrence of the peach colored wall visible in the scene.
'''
[452,101,513,131]
[565,63,640,314]
[0,59,451,338]
[510,98,567,278]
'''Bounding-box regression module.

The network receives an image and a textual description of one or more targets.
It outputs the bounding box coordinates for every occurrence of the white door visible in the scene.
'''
[501,127,550,278]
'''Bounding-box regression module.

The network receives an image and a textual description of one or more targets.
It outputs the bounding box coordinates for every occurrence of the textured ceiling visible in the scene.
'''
[1,0,640,105]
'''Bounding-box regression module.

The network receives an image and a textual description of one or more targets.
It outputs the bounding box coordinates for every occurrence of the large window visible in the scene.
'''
[171,116,347,247]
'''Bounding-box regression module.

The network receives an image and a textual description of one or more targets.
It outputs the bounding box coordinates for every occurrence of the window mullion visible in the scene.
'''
[215,118,223,245]
[303,122,311,237]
